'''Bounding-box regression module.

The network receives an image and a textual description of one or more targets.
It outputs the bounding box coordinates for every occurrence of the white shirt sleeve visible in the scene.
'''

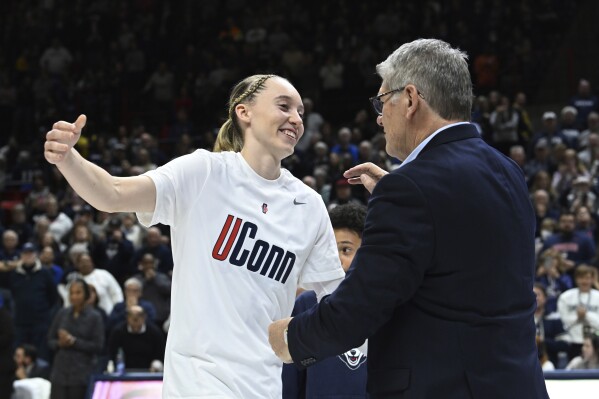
[303,278,343,302]
[137,150,212,227]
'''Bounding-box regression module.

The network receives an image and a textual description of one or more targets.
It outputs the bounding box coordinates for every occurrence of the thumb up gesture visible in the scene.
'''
[44,114,87,164]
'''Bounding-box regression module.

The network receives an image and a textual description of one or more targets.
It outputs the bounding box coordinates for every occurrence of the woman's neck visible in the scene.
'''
[240,148,281,180]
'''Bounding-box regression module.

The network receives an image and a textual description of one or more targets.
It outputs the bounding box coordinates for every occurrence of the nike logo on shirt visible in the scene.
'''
[293,198,306,205]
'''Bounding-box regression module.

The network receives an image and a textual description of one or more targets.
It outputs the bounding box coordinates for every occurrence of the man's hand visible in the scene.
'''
[44,114,86,164]
[344,162,388,193]
[268,317,293,363]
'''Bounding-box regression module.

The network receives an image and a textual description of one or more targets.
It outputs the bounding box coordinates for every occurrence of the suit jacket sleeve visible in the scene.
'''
[288,173,434,366]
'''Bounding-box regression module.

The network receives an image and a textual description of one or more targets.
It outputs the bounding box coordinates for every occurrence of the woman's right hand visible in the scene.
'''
[44,114,87,164]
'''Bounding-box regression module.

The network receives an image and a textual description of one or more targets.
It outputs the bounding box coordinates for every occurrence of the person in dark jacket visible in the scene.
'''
[9,242,57,361]
[48,277,104,399]
[107,305,165,371]
[270,38,549,399]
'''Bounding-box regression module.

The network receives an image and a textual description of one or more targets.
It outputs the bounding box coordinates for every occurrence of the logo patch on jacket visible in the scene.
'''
[337,348,367,370]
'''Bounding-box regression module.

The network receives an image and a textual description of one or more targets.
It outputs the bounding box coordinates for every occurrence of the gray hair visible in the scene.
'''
[376,38,473,121]
[124,277,143,290]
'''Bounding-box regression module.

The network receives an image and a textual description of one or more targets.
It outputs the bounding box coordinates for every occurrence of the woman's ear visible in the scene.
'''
[235,103,251,124]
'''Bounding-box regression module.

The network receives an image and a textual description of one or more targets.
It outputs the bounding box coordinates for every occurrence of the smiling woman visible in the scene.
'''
[214,75,305,177]
[43,74,345,398]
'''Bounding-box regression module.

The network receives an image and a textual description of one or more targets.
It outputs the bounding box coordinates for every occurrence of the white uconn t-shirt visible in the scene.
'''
[137,150,344,399]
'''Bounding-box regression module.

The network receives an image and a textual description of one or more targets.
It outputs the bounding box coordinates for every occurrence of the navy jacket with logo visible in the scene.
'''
[287,123,549,399]
[282,290,367,399]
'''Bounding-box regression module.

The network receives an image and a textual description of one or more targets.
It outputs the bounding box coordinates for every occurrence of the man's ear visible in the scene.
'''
[405,85,422,119]
[235,103,251,124]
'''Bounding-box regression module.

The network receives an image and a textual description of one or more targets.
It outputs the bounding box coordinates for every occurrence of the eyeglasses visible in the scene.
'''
[369,87,425,115]
[369,88,404,116]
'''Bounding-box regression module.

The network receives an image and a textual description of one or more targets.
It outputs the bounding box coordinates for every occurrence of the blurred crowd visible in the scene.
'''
[1,0,599,397]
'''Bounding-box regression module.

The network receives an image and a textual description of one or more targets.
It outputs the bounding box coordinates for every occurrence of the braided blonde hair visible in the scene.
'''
[214,74,276,152]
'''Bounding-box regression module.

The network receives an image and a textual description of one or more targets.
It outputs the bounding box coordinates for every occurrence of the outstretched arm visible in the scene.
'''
[44,114,156,213]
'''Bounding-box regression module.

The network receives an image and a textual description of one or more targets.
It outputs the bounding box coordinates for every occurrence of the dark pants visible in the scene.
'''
[50,384,88,399]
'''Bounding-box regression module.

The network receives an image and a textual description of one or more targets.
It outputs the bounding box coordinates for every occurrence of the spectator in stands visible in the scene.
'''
[107,305,165,372]
[327,178,363,211]
[331,127,359,164]
[560,106,581,147]
[536,248,574,313]
[558,265,599,360]
[578,132,599,171]
[133,253,171,327]
[530,112,572,156]
[0,229,20,291]
[121,213,144,250]
[8,242,57,361]
[574,205,598,241]
[513,91,533,145]
[39,38,73,77]
[533,283,568,369]
[532,189,559,237]
[358,140,374,164]
[569,79,599,130]
[63,223,106,270]
[39,245,63,285]
[14,344,50,380]
[65,252,123,315]
[509,145,535,183]
[8,203,33,245]
[565,334,599,370]
[131,226,173,276]
[24,175,51,218]
[101,218,135,284]
[295,98,323,154]
[528,140,556,180]
[551,149,589,199]
[563,175,596,214]
[85,284,107,328]
[34,195,73,243]
[542,212,596,268]
[489,95,519,155]
[48,278,104,399]
[313,167,332,206]
[578,112,599,149]
[107,277,156,332]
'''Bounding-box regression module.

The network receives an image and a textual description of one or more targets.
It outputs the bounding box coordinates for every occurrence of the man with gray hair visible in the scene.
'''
[270,38,549,398]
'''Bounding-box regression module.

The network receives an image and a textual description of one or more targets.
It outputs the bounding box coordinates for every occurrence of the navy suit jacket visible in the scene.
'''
[288,124,549,399]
